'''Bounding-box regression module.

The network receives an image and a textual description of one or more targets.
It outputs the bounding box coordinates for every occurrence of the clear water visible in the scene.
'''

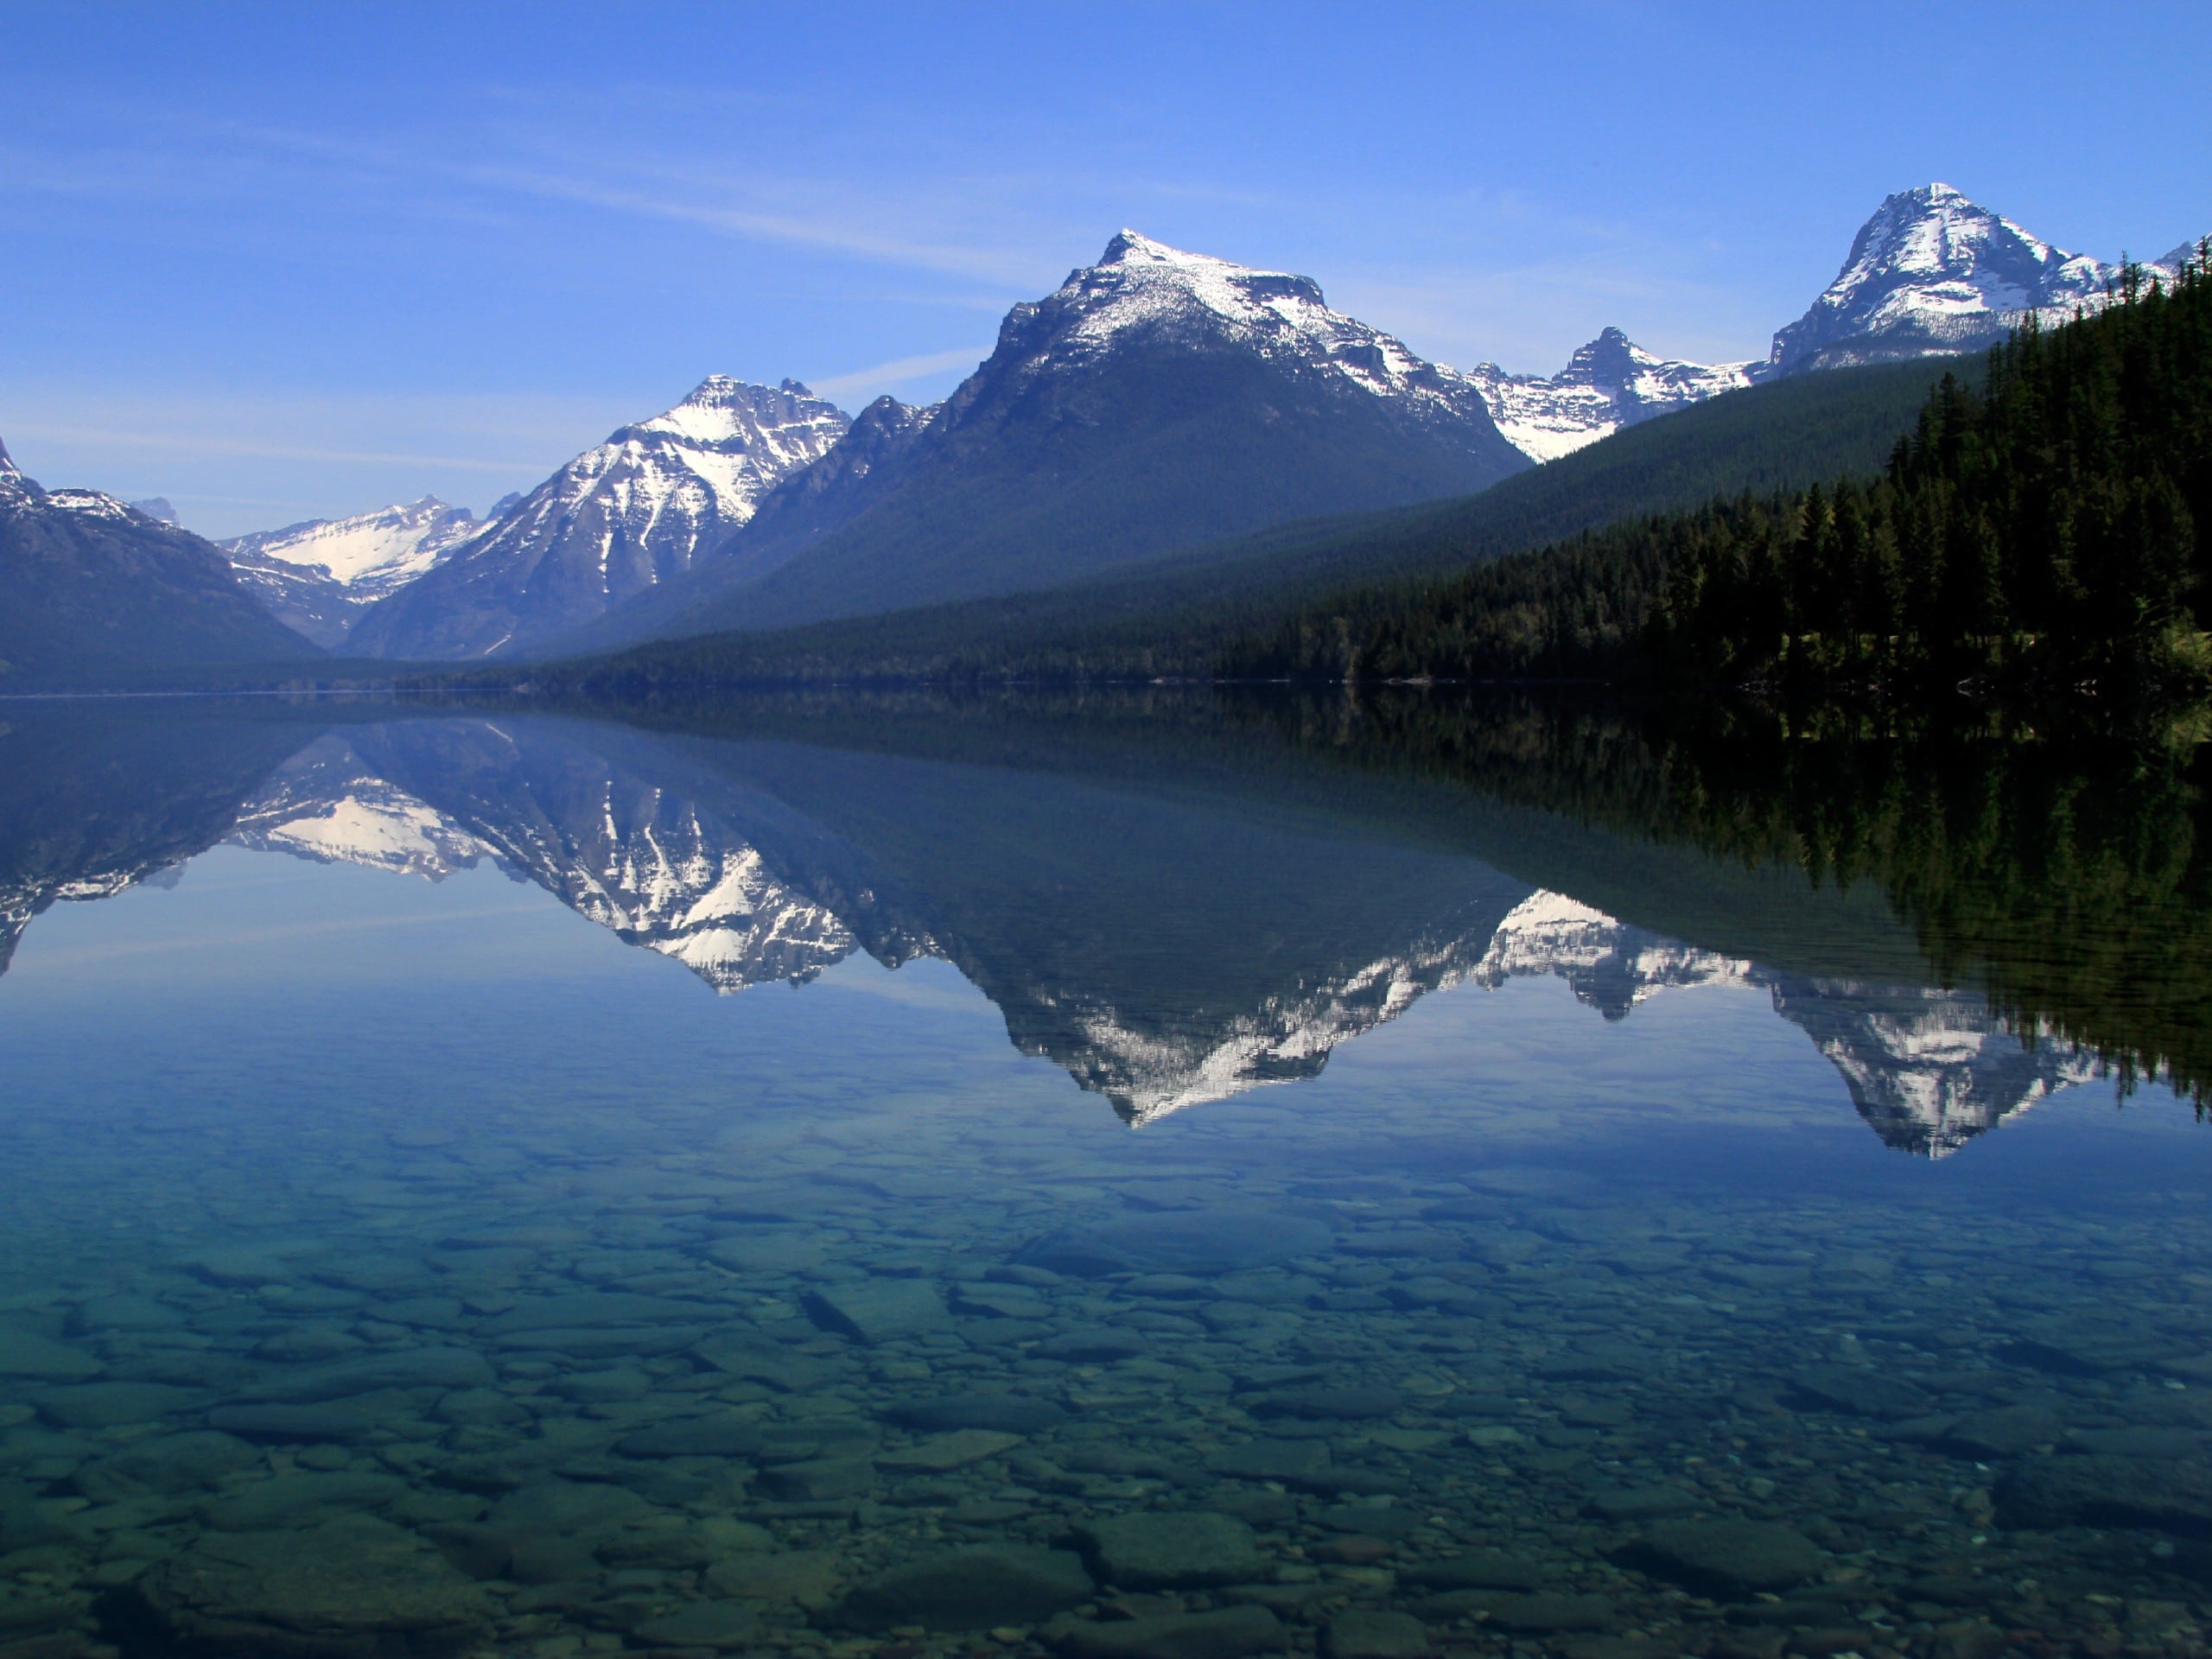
[1,699,2207,1659]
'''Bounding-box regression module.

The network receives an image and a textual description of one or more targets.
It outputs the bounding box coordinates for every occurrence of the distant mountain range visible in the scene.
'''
[5,182,2197,679]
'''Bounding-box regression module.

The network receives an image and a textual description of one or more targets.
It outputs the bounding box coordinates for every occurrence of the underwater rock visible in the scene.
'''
[207,1395,415,1444]
[876,1428,1023,1471]
[1631,1518,1825,1594]
[1787,1366,1934,1420]
[613,1416,766,1459]
[703,1548,842,1599]
[836,1542,1094,1631]
[1938,1405,2069,1459]
[1323,1609,1433,1658]
[1019,1211,1332,1278]
[1079,1510,1269,1589]
[630,1599,760,1649]
[73,1431,260,1503]
[1052,1603,1286,1659]
[889,1393,1068,1433]
[1993,1455,2212,1533]
[0,1330,101,1382]
[124,1516,492,1657]
[33,1382,200,1428]
[254,1348,493,1402]
[804,1281,949,1344]
[1400,1550,1551,1592]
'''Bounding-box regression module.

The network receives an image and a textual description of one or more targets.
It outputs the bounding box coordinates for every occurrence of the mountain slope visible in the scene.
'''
[221,496,489,646]
[1766,182,2120,373]
[563,394,940,655]
[522,356,1957,687]
[0,440,318,683]
[1464,327,1754,461]
[348,378,849,660]
[606,232,1530,645]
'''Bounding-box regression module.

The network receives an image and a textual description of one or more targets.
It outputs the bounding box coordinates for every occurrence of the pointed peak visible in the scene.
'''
[683,373,747,402]
[1097,229,1217,270]
[1073,231,1326,313]
[1557,326,1655,385]
[0,435,16,476]
[676,374,833,411]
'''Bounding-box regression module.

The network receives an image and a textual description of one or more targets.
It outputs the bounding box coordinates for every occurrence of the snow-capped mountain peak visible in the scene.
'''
[222,496,484,589]
[1015,230,1486,420]
[347,377,851,659]
[216,495,490,648]
[1463,329,1755,463]
[1767,181,2117,372]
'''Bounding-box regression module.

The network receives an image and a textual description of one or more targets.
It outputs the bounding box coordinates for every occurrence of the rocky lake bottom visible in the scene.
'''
[3,720,2210,1659]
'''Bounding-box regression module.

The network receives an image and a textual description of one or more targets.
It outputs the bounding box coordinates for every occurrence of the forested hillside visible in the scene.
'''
[1230,251,2211,691]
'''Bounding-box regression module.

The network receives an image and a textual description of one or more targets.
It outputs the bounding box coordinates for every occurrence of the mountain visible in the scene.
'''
[573,232,1531,650]
[129,497,179,524]
[1463,328,1754,461]
[563,394,940,655]
[347,378,850,660]
[220,497,489,647]
[0,439,317,683]
[546,357,1961,690]
[1766,182,2121,374]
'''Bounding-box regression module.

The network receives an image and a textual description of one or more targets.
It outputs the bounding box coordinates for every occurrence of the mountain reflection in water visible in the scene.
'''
[0,694,2170,1157]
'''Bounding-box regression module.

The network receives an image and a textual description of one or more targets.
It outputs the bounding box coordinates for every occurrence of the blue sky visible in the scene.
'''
[3,1,2205,537]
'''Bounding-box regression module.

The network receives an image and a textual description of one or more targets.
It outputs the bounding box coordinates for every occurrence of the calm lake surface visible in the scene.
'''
[2,694,2209,1659]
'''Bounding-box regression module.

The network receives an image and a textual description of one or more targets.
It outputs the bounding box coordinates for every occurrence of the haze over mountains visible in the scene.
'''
[2,183,2197,681]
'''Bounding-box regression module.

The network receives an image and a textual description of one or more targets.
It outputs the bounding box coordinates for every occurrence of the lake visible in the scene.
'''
[1,692,2207,1659]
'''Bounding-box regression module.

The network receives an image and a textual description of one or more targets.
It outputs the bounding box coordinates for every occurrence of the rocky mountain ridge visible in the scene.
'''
[346,378,851,659]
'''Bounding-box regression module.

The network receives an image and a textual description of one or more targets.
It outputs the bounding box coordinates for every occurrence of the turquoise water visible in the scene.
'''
[0,700,2207,1659]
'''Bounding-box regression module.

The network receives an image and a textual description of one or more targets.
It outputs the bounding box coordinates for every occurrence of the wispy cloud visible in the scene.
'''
[462,161,1044,286]
[809,347,990,400]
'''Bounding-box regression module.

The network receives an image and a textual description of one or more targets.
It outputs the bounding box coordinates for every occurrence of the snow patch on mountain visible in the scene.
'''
[41,487,147,524]
[222,497,484,590]
[217,497,490,646]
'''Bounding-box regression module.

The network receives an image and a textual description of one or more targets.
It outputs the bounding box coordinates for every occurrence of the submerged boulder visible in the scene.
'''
[837,1542,1094,1631]
[123,1516,493,1656]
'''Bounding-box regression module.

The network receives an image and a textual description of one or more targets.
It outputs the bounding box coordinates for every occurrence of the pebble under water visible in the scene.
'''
[1,698,2209,1659]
